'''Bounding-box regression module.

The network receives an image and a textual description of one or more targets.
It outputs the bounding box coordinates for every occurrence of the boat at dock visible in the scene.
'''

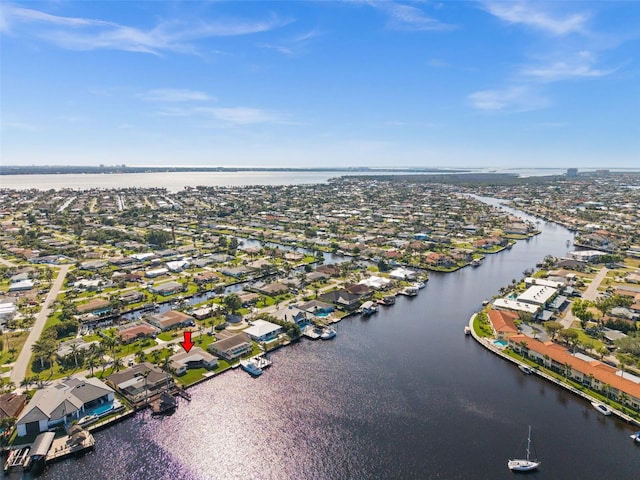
[508,426,540,472]
[378,295,396,306]
[471,259,482,267]
[591,401,612,416]
[359,300,378,316]
[400,286,418,296]
[464,326,471,335]
[414,281,426,289]
[320,327,336,340]
[482,299,490,306]
[518,365,533,375]
[77,414,99,427]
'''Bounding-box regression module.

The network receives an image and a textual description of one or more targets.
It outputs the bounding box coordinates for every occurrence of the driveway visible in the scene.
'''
[10,264,71,385]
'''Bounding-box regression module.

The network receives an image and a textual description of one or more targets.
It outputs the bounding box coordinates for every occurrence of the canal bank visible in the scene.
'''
[467,314,640,427]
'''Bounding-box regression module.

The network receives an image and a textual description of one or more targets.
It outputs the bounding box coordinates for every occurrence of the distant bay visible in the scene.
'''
[0,167,608,191]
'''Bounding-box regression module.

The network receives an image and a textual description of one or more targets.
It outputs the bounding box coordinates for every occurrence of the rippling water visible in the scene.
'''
[35,209,640,480]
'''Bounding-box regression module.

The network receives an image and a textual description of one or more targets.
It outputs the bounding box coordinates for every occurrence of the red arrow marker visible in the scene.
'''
[180,331,194,353]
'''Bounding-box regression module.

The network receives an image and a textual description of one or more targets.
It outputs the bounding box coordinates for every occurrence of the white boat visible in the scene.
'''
[518,365,533,375]
[630,431,640,443]
[320,327,336,340]
[591,401,612,416]
[508,426,540,472]
[240,359,263,377]
[464,326,471,335]
[77,414,98,426]
[414,281,426,289]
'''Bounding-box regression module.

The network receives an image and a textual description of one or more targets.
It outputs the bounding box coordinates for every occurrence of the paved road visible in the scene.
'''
[560,266,608,329]
[10,264,71,385]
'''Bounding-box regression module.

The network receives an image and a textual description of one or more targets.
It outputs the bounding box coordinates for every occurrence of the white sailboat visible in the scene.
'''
[508,426,540,472]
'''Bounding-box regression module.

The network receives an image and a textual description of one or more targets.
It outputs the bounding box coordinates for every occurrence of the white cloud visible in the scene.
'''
[2,4,292,55]
[522,52,616,81]
[156,106,280,125]
[483,1,589,36]
[139,89,214,102]
[468,86,549,112]
[210,107,279,125]
[363,1,455,31]
[259,28,322,56]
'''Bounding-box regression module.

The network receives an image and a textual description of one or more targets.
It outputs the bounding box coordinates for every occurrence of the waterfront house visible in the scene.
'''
[148,281,184,296]
[508,334,640,412]
[297,300,334,315]
[487,310,519,340]
[319,289,361,311]
[208,332,252,361]
[76,298,111,315]
[244,319,283,343]
[493,298,540,316]
[516,285,558,309]
[271,305,311,326]
[147,310,194,331]
[119,290,144,305]
[193,271,219,284]
[107,362,173,405]
[169,347,218,375]
[389,267,416,280]
[16,378,115,437]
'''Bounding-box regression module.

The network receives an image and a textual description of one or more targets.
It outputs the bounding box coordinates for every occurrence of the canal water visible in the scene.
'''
[37,203,640,480]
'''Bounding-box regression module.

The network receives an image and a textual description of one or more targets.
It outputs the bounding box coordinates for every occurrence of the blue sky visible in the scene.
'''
[1,1,639,168]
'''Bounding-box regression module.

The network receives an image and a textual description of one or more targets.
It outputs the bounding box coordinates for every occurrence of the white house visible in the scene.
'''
[389,268,417,280]
[244,319,282,342]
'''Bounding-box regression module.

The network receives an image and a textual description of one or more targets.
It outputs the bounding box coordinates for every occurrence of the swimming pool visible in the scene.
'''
[315,312,330,318]
[493,340,508,347]
[88,402,114,417]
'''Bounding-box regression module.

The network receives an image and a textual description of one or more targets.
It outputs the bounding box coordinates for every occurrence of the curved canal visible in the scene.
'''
[38,203,640,480]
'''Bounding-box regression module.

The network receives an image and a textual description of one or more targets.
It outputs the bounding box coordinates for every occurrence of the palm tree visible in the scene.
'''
[86,356,98,377]
[112,357,123,373]
[31,339,49,370]
[19,378,30,394]
[563,362,572,379]
[70,343,80,370]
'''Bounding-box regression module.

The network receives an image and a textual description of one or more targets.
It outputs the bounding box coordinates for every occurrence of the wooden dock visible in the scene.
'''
[46,429,95,464]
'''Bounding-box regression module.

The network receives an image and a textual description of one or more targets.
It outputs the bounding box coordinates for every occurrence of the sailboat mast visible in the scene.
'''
[526,426,532,461]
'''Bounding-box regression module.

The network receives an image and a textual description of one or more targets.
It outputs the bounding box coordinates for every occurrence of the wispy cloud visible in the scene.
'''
[468,86,549,112]
[0,120,39,131]
[157,106,281,125]
[259,28,322,56]
[483,1,589,36]
[138,89,214,102]
[522,51,616,81]
[2,4,291,55]
[363,1,455,31]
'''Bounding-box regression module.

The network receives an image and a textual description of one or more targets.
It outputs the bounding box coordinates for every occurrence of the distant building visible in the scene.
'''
[566,168,578,178]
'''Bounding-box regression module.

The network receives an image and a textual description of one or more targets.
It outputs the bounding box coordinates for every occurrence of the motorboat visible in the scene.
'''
[240,358,263,376]
[320,327,336,340]
[508,426,540,472]
[591,401,612,416]
[77,414,98,426]
[518,365,533,375]
[630,431,640,443]
[464,326,471,335]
